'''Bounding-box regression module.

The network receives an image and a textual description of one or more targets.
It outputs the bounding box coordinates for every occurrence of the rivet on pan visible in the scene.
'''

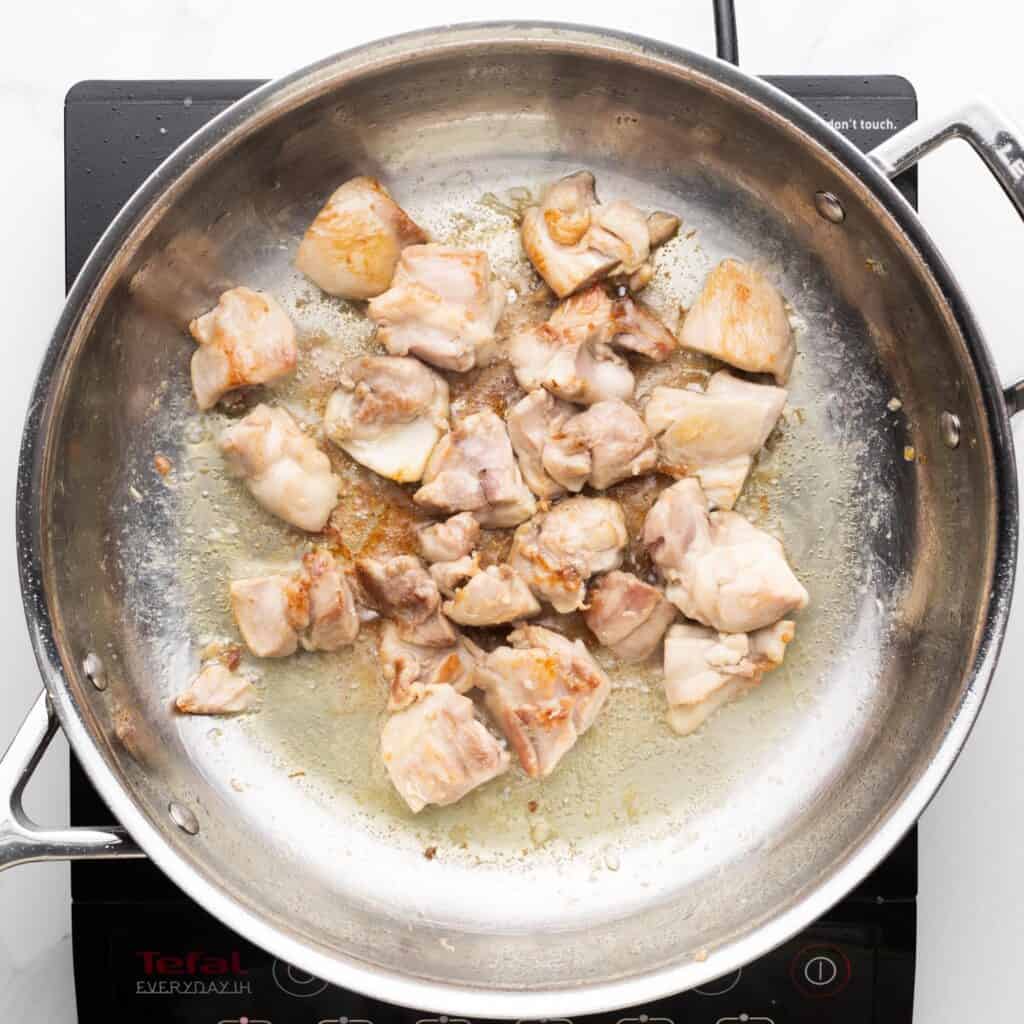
[814,191,845,224]
[82,653,107,691]
[168,801,200,836]
[940,411,962,449]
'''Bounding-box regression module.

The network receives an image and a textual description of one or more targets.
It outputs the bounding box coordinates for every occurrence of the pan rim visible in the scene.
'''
[16,20,1018,1017]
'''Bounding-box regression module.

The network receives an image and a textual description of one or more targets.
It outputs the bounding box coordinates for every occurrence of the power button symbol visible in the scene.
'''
[803,955,838,987]
[790,944,851,998]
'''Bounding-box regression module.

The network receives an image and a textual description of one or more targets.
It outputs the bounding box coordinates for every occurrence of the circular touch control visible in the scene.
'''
[790,944,852,998]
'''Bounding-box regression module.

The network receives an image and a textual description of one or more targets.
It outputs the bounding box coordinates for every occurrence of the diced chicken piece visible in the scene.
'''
[509,286,677,406]
[230,575,306,658]
[175,663,255,715]
[543,398,657,491]
[663,620,795,735]
[379,620,482,711]
[680,260,795,383]
[414,410,537,528]
[355,555,455,647]
[603,293,677,361]
[324,355,449,483]
[521,171,679,298]
[303,549,361,651]
[507,390,576,500]
[219,405,340,532]
[230,550,359,658]
[509,496,628,612]
[367,244,506,372]
[643,479,808,633]
[443,564,541,626]
[645,370,787,509]
[416,511,480,564]
[476,624,611,778]
[188,287,297,411]
[381,684,509,812]
[429,554,480,598]
[584,571,676,661]
[295,176,427,299]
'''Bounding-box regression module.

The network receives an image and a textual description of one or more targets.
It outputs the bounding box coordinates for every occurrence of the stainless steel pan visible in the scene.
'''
[4,19,1023,1019]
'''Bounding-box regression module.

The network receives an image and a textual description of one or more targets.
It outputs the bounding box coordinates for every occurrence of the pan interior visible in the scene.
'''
[41,33,997,997]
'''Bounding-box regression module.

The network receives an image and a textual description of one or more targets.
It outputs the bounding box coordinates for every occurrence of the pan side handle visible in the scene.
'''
[869,101,1024,415]
[0,691,143,871]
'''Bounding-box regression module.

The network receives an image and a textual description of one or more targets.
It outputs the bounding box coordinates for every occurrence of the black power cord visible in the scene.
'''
[713,0,739,64]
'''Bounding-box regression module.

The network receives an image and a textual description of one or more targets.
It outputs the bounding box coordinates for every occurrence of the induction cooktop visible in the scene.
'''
[65,74,919,1024]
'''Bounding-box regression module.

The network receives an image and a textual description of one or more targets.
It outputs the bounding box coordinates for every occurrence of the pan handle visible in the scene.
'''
[868,101,1024,415]
[0,691,143,871]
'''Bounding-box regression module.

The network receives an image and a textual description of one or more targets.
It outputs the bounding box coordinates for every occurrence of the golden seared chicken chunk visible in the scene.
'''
[509,285,676,405]
[295,176,426,299]
[379,621,482,711]
[324,355,449,483]
[416,511,480,564]
[506,390,576,500]
[368,244,506,372]
[644,370,787,509]
[355,554,455,647]
[219,405,340,532]
[509,496,628,613]
[663,620,794,736]
[476,624,611,778]
[542,398,657,492]
[175,663,255,715]
[681,260,795,383]
[381,684,509,812]
[643,478,808,633]
[414,410,537,528]
[521,171,679,297]
[230,550,359,658]
[188,287,297,411]
[584,571,676,662]
[442,564,541,627]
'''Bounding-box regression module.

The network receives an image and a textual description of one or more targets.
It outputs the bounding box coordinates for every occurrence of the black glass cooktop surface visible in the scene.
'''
[65,75,918,1024]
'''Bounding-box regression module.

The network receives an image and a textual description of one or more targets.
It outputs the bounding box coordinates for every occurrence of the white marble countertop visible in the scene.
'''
[2,0,1023,1020]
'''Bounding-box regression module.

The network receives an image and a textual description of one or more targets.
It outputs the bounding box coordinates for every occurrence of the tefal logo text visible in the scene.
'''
[136,951,248,976]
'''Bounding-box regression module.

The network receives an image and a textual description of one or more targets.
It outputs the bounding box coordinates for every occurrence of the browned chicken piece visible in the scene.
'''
[219,405,340,532]
[295,176,427,299]
[429,554,480,598]
[475,624,611,778]
[367,244,506,372]
[230,550,359,658]
[542,398,658,492]
[175,663,256,715]
[509,285,677,406]
[663,620,795,736]
[188,287,297,411]
[381,684,510,812]
[414,410,537,528]
[520,171,679,298]
[584,571,676,661]
[680,259,795,383]
[509,496,628,612]
[379,621,483,711]
[443,564,542,626]
[506,390,576,500]
[355,554,455,647]
[643,478,809,633]
[645,370,788,509]
[416,511,480,564]
[324,355,449,483]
